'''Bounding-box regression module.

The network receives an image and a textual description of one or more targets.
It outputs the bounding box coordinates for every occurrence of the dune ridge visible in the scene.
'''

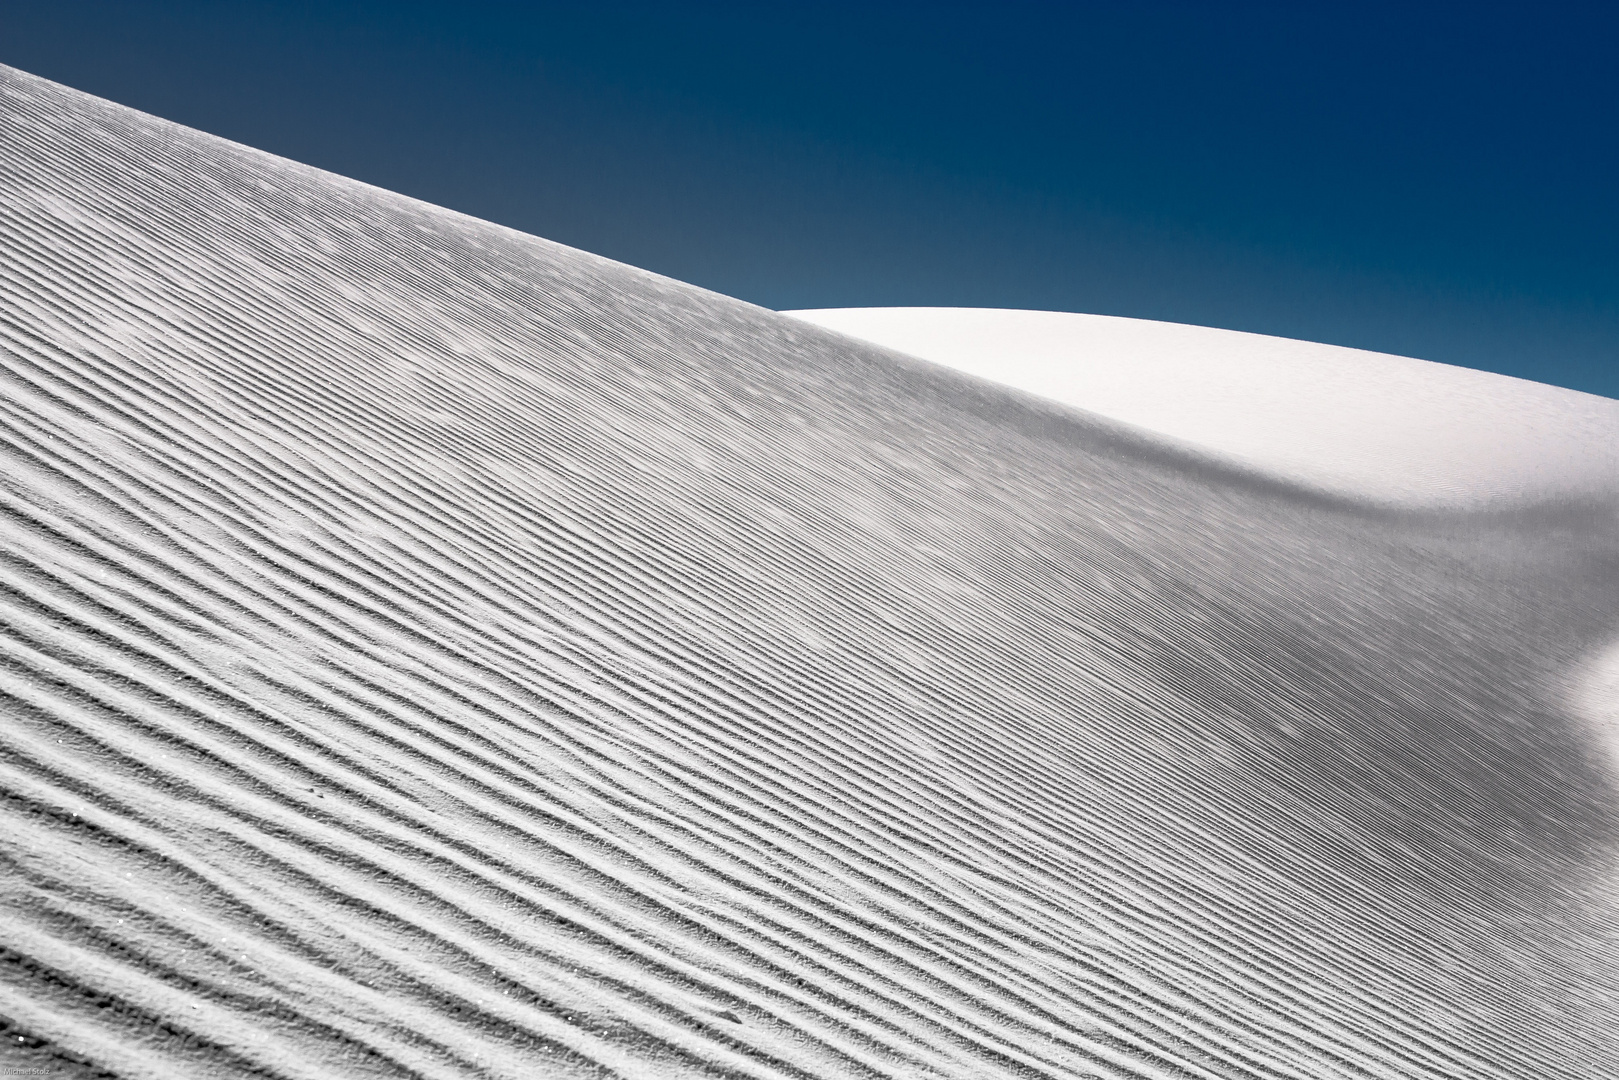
[1,65,1617,1079]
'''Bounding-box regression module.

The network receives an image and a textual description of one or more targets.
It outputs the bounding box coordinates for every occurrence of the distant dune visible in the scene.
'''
[1,64,1616,1080]
[784,307,1619,510]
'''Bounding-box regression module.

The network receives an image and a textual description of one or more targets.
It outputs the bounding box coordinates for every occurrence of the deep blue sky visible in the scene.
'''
[2,1,1616,398]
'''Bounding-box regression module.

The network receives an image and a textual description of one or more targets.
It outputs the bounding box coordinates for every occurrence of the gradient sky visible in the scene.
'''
[2,1,1615,398]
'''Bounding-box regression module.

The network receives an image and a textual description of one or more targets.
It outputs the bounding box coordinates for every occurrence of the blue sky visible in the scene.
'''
[3,1,1615,398]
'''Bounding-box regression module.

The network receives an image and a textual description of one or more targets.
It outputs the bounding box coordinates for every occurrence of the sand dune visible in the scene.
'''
[783,307,1619,510]
[1,65,1616,1079]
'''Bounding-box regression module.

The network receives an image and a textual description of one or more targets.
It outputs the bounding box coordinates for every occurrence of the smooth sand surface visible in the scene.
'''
[785,306,1619,509]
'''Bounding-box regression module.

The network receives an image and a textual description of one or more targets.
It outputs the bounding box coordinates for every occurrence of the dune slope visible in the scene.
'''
[1,66,1617,1079]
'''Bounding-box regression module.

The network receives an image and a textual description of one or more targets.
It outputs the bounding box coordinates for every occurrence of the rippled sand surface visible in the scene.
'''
[1,65,1616,1079]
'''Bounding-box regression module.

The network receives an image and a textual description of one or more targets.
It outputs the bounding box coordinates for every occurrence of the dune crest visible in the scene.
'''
[785,306,1619,509]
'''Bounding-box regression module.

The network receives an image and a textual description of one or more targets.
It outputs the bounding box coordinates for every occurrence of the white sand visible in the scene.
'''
[785,307,1619,509]
[2,65,1616,1080]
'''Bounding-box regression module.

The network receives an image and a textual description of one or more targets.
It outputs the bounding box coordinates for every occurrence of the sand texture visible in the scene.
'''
[1,66,1617,1079]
